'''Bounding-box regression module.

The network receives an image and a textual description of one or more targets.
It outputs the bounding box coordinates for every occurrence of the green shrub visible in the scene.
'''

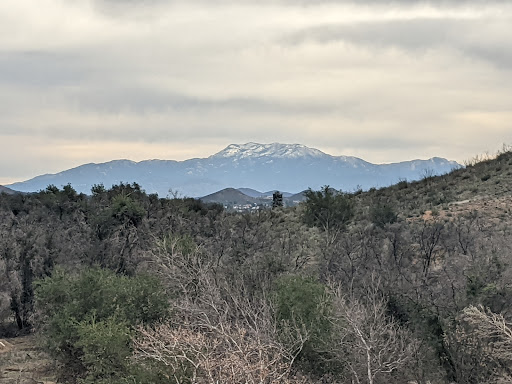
[75,315,132,383]
[302,186,354,232]
[110,195,146,227]
[35,268,170,383]
[397,180,408,190]
[370,204,398,228]
[272,275,336,375]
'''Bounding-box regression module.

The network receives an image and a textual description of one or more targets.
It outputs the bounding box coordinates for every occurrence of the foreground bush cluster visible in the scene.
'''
[1,165,512,383]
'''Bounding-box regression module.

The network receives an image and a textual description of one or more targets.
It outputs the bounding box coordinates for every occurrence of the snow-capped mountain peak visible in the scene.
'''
[211,143,328,160]
[7,142,460,198]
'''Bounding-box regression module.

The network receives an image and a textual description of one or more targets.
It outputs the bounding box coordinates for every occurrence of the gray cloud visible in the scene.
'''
[66,87,339,115]
[94,0,509,5]
[1,0,512,184]
[0,51,91,87]
[284,17,512,68]
[466,45,512,69]
[285,19,458,49]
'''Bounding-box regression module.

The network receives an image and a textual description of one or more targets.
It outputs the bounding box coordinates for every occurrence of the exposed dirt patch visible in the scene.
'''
[407,194,512,224]
[0,335,57,384]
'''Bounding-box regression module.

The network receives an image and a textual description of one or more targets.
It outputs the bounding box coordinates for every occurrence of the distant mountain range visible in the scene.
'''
[7,143,460,198]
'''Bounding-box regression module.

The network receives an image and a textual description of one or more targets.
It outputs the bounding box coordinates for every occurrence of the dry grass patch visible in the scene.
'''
[0,335,57,384]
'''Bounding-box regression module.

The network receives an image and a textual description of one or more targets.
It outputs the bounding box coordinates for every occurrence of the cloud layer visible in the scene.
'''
[1,0,511,183]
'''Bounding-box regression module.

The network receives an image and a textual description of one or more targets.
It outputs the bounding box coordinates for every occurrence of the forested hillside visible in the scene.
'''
[1,150,512,383]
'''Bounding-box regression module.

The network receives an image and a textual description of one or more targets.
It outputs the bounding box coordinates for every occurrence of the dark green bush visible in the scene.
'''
[272,275,337,376]
[370,203,398,228]
[110,195,146,227]
[397,180,408,190]
[302,186,354,231]
[75,315,132,383]
[35,268,170,383]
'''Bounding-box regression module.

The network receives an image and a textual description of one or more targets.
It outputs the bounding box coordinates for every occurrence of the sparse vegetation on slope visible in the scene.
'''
[353,146,512,222]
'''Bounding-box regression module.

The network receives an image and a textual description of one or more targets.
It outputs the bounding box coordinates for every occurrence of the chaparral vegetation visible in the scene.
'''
[2,148,512,383]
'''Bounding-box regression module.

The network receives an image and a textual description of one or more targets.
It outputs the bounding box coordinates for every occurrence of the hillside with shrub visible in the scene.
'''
[1,149,512,383]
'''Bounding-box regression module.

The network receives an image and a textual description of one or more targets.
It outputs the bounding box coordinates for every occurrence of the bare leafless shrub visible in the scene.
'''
[136,233,313,383]
[133,291,310,384]
[446,305,512,384]
[147,234,213,301]
[329,279,420,384]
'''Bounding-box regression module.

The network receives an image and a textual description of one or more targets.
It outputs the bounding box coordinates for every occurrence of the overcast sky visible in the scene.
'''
[1,0,512,184]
